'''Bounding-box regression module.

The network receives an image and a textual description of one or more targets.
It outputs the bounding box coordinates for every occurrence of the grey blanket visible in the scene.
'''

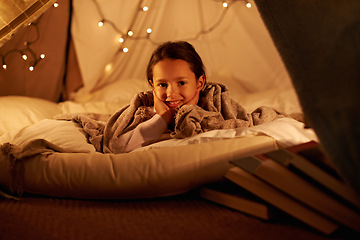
[57,83,286,153]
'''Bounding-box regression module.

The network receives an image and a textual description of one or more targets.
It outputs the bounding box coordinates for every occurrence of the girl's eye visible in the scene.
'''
[178,81,186,86]
[158,83,167,88]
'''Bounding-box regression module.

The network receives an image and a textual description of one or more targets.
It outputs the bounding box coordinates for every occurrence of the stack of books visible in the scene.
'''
[198,141,360,235]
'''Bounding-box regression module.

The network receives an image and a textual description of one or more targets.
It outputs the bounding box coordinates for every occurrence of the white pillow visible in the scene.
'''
[0,119,96,153]
[72,78,151,103]
[235,87,303,114]
[0,96,61,135]
[59,100,124,115]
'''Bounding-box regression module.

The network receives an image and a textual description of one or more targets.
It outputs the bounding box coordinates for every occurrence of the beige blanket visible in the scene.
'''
[57,83,286,153]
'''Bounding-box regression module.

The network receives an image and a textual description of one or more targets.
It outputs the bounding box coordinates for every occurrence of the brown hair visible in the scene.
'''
[146,41,206,85]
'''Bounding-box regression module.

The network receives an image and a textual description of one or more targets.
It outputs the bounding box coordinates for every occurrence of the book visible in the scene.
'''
[225,167,339,235]
[198,180,276,220]
[264,141,360,210]
[230,148,360,232]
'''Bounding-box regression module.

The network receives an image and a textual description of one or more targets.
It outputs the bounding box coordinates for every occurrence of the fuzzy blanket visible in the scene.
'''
[57,83,286,153]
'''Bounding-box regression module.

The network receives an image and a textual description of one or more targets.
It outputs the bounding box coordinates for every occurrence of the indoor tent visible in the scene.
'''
[0,0,359,239]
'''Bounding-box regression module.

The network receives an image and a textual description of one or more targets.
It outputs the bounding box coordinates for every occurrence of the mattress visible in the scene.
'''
[0,85,318,199]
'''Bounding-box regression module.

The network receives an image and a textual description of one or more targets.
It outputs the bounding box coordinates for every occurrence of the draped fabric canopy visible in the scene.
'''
[0,0,293,102]
[0,0,56,47]
[71,0,293,98]
[0,0,69,102]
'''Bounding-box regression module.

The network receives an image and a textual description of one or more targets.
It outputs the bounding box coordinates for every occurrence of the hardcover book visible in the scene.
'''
[198,180,276,220]
[265,141,360,210]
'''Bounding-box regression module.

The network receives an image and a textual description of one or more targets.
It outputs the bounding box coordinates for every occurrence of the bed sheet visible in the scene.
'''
[0,133,276,199]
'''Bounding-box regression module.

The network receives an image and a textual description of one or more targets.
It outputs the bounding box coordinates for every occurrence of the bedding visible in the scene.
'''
[0,119,96,153]
[0,83,318,199]
[56,83,288,154]
[0,96,62,135]
[0,134,276,199]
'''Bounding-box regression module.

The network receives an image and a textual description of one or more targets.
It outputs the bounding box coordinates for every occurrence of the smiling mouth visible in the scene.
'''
[166,100,182,109]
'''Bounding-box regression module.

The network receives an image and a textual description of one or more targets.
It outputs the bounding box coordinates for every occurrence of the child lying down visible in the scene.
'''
[57,41,289,153]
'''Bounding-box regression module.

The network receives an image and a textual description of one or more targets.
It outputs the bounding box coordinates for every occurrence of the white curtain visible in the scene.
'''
[71,0,292,97]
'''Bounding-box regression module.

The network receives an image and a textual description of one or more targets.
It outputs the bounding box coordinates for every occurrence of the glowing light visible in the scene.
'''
[246,2,252,8]
[87,0,236,76]
[1,12,46,72]
[53,2,59,8]
[105,63,112,72]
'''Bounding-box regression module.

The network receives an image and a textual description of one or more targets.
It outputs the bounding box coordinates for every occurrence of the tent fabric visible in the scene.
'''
[70,0,293,98]
[0,0,58,48]
[0,0,294,102]
[0,0,70,102]
[254,0,360,193]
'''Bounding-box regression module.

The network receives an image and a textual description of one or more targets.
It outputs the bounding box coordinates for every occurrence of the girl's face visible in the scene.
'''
[151,58,205,109]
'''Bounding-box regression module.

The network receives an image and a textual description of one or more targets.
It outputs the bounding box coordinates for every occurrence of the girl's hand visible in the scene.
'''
[153,91,174,126]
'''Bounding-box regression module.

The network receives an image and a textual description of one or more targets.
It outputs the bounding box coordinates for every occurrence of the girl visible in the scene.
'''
[102,41,284,153]
[57,41,285,153]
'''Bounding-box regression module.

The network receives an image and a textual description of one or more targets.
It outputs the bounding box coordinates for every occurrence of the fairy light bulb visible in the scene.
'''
[246,2,252,8]
[127,30,133,37]
[29,66,34,71]
[98,20,104,27]
[2,64,6,70]
[222,2,228,8]
[40,54,45,59]
[105,63,112,72]
[118,37,124,43]
[146,28,152,34]
[142,6,149,11]
[53,2,59,8]
[123,47,129,53]
[22,54,28,60]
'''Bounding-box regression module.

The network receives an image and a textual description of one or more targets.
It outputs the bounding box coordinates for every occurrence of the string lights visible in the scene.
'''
[0,2,59,72]
[1,0,251,72]
[92,0,252,55]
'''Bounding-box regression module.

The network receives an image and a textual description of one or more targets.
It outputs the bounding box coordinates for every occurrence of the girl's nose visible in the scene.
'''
[166,85,179,99]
